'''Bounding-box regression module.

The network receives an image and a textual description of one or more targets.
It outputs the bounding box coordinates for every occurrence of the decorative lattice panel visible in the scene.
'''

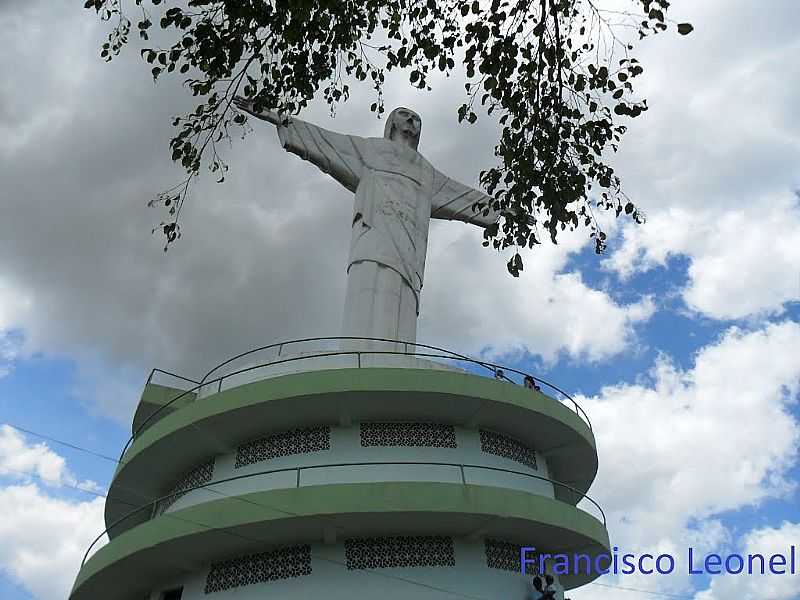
[479,429,537,470]
[235,426,330,469]
[345,536,456,570]
[204,545,312,594]
[485,539,525,572]
[360,422,457,448]
[155,458,215,516]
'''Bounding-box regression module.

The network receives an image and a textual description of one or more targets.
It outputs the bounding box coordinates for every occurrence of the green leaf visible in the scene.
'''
[677,23,694,35]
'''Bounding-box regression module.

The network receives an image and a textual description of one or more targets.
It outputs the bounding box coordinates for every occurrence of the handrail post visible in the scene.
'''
[218,378,223,394]
[459,464,466,485]
[357,352,361,368]
[296,468,301,488]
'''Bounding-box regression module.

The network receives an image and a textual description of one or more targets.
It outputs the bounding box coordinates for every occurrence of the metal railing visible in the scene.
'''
[146,368,200,387]
[82,460,606,567]
[197,337,479,385]
[128,337,592,461]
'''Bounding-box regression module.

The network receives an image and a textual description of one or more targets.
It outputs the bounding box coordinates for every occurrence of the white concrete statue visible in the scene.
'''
[234,98,501,347]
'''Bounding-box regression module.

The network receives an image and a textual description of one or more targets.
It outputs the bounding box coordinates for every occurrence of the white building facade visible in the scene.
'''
[70,343,609,600]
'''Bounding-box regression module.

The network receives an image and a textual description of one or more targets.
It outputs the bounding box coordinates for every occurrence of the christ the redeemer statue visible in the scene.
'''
[234,98,500,348]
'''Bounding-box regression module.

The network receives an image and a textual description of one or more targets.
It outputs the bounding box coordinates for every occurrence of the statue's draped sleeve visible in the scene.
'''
[429,170,497,227]
[277,118,366,192]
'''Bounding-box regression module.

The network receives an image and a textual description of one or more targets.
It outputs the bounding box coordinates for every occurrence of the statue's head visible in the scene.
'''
[384,107,422,150]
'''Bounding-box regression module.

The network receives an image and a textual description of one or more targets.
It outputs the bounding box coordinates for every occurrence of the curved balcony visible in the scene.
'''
[86,461,606,564]
[76,337,607,600]
[75,476,609,600]
[131,337,592,449]
[107,366,598,542]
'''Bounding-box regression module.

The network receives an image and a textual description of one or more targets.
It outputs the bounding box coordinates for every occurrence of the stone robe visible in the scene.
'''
[277,118,495,346]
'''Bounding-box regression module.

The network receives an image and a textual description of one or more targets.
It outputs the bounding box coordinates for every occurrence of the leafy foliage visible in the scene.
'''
[85,0,691,270]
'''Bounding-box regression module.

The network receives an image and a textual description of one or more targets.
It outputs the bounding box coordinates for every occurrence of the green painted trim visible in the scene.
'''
[139,383,196,408]
[118,368,594,476]
[73,482,609,597]
[132,384,196,436]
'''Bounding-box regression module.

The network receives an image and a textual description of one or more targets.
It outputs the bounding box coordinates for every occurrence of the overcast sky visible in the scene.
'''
[1,1,799,599]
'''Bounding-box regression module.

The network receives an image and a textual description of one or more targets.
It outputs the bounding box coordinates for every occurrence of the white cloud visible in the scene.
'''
[601,0,800,321]
[0,278,29,379]
[0,279,32,332]
[0,425,101,492]
[569,321,800,599]
[0,334,20,379]
[605,195,800,320]
[694,521,800,600]
[0,427,106,600]
[0,484,105,600]
[590,320,800,536]
[423,224,655,362]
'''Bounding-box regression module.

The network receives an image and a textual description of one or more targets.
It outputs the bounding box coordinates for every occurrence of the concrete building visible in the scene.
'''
[70,339,609,600]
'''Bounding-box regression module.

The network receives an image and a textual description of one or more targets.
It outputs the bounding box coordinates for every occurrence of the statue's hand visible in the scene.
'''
[233,95,260,118]
[232,96,285,126]
[500,206,536,226]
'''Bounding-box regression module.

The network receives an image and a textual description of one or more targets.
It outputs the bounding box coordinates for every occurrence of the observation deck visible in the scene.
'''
[71,338,609,600]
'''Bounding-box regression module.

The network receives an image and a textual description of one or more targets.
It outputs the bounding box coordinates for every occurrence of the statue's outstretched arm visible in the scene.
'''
[430,172,499,227]
[431,171,534,228]
[233,96,364,192]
